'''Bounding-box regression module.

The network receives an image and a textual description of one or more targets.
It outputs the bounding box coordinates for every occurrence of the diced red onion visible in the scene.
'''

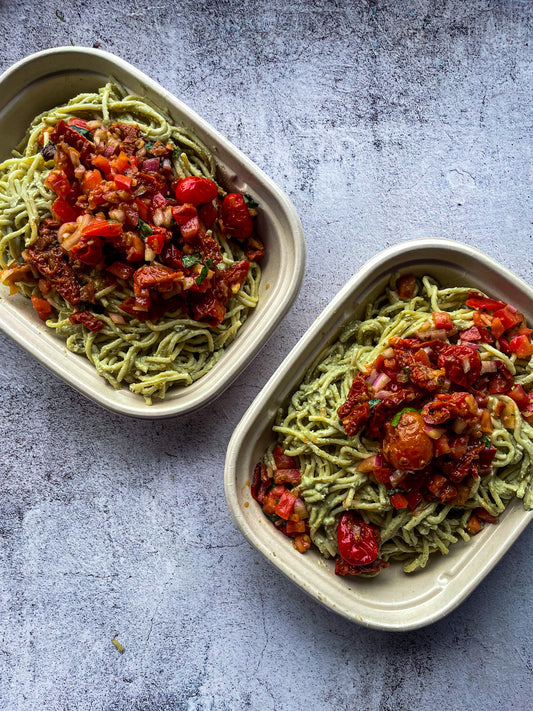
[415,328,448,341]
[480,360,498,374]
[374,390,390,399]
[366,369,379,386]
[389,469,405,487]
[142,158,160,172]
[293,498,309,519]
[372,373,391,392]
[507,303,517,313]
[462,356,471,373]
[109,312,126,324]
[424,425,446,439]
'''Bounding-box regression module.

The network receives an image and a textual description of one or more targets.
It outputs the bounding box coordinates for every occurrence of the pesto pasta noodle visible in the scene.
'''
[0,84,261,403]
[261,276,533,574]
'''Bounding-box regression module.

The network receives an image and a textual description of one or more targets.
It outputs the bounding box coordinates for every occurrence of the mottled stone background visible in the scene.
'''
[0,1,531,709]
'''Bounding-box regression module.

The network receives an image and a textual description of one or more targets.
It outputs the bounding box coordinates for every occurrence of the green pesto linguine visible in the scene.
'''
[264,276,533,573]
[0,84,261,403]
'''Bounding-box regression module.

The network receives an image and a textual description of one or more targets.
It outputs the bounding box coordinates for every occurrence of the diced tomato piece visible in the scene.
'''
[272,444,296,469]
[180,215,200,242]
[146,231,166,255]
[175,176,218,206]
[70,235,103,267]
[220,193,253,241]
[434,433,450,456]
[52,197,80,223]
[81,219,123,238]
[508,334,533,359]
[433,311,454,330]
[390,492,408,509]
[405,490,423,511]
[107,261,135,280]
[475,507,498,524]
[509,384,529,411]
[274,490,297,520]
[126,236,145,262]
[31,295,53,321]
[45,169,71,198]
[493,305,523,331]
[82,169,103,193]
[466,513,482,535]
[397,274,416,299]
[373,467,391,484]
[171,204,197,226]
[465,294,506,311]
[114,174,132,190]
[490,316,505,339]
[198,202,218,229]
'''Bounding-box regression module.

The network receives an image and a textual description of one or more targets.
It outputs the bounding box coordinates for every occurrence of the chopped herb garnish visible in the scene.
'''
[145,141,155,153]
[138,218,153,240]
[388,488,406,495]
[182,254,202,268]
[244,193,259,208]
[391,407,419,427]
[195,258,214,286]
[172,145,182,160]
[368,398,382,408]
[70,125,94,140]
[481,435,491,446]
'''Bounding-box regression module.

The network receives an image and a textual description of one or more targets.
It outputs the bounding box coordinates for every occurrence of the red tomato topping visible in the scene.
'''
[465,294,506,311]
[45,169,71,198]
[337,512,379,567]
[174,176,218,206]
[274,490,297,520]
[220,193,254,241]
[492,305,523,331]
[52,197,80,223]
[509,334,533,359]
[397,274,416,299]
[390,492,408,509]
[433,311,454,330]
[171,204,197,226]
[81,219,123,238]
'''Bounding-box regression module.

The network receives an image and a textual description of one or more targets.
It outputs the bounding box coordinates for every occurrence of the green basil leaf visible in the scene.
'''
[182,254,201,268]
[195,258,214,286]
[70,125,94,140]
[138,218,153,240]
[368,399,382,408]
[391,407,419,427]
[244,193,258,208]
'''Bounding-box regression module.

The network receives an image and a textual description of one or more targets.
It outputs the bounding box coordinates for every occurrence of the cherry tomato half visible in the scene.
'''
[337,511,379,567]
[174,176,218,206]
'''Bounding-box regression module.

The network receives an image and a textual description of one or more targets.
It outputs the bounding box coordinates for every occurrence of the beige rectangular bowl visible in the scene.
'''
[0,48,305,418]
[225,239,533,631]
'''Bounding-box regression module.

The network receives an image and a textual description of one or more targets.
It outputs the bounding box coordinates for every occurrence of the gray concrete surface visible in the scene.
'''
[0,1,532,709]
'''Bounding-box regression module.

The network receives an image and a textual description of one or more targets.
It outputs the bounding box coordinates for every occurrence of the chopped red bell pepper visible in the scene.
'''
[45,169,71,198]
[81,219,123,238]
[114,174,132,190]
[171,204,197,226]
[465,294,506,311]
[390,492,408,509]
[92,154,112,178]
[136,198,150,222]
[82,169,103,193]
[180,215,200,242]
[433,311,454,330]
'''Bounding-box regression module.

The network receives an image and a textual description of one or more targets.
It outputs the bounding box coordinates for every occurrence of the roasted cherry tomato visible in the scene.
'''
[220,193,254,240]
[174,176,218,206]
[383,411,433,471]
[337,511,379,567]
